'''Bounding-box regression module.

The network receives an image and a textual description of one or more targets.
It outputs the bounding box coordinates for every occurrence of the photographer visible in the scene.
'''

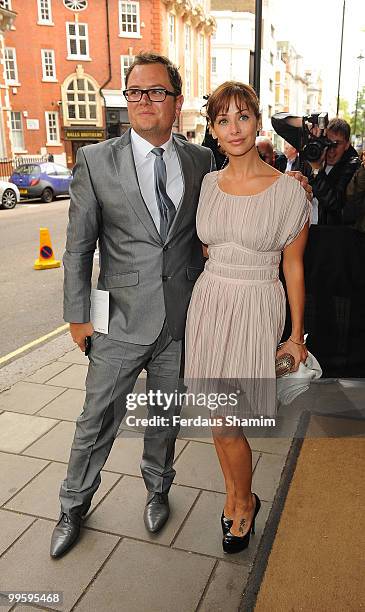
[272,114,360,225]
[343,150,365,232]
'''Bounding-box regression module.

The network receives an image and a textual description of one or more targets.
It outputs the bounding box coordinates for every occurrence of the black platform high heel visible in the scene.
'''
[222,493,261,554]
[221,511,233,535]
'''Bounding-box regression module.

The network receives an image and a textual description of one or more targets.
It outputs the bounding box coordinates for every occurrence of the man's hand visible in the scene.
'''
[69,322,94,352]
[286,171,313,202]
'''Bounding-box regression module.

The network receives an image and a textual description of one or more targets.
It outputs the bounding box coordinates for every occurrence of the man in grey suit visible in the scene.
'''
[50,53,215,558]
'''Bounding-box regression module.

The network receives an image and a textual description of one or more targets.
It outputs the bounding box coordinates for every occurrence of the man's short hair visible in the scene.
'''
[327,118,350,141]
[125,53,182,96]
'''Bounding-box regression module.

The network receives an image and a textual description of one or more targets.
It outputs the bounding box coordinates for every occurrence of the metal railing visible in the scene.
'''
[0,155,49,180]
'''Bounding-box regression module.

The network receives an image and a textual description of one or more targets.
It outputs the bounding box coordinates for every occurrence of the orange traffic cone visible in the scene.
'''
[34,227,61,270]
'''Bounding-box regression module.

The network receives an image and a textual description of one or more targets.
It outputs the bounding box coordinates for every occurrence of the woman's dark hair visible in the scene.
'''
[125,53,182,96]
[206,81,260,126]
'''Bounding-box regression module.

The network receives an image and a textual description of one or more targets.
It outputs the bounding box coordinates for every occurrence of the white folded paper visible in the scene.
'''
[90,289,109,334]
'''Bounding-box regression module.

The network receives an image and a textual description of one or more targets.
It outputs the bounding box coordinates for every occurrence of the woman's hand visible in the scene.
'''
[276,339,308,372]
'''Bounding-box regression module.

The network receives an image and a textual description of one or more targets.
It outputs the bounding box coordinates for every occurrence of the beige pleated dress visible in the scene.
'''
[184,171,310,417]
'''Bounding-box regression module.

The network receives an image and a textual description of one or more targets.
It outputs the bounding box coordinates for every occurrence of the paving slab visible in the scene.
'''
[45,364,88,390]
[0,382,65,415]
[247,437,292,456]
[85,475,200,545]
[173,441,260,493]
[26,362,72,384]
[9,607,49,612]
[57,349,89,365]
[104,430,188,475]
[5,462,121,520]
[199,560,248,611]
[173,490,271,565]
[37,389,85,422]
[22,421,76,463]
[0,412,58,453]
[0,509,35,556]
[0,593,12,612]
[0,452,48,505]
[251,451,287,501]
[73,538,215,612]
[0,519,119,612]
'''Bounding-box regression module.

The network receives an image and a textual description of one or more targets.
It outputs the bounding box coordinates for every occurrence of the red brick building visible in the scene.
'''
[1,0,215,167]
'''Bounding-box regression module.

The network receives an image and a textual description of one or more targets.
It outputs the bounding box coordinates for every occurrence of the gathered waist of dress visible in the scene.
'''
[204,259,279,283]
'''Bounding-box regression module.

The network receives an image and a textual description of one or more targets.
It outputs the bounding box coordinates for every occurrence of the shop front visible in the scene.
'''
[63,127,105,166]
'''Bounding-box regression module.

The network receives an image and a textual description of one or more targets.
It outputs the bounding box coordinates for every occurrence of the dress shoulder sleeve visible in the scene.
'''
[282,176,311,247]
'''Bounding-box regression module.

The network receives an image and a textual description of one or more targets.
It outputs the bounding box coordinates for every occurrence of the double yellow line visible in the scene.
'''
[0,324,69,366]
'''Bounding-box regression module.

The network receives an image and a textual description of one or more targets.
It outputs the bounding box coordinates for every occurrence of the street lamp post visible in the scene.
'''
[253,0,262,99]
[353,53,364,138]
[336,0,346,116]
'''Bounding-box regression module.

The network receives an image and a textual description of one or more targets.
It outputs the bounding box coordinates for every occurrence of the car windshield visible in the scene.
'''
[13,164,41,176]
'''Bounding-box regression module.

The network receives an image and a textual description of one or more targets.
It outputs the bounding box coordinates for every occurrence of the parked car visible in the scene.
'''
[0,180,20,209]
[9,162,73,202]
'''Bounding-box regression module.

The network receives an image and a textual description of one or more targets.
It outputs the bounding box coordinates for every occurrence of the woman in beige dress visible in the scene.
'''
[185,82,310,554]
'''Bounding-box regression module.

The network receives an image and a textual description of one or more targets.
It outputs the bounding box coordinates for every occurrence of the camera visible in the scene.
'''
[301,112,336,162]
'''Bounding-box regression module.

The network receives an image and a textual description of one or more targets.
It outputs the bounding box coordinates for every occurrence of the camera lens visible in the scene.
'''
[303,140,323,162]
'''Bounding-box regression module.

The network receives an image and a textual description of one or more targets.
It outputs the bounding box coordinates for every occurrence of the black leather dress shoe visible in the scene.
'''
[143,492,170,533]
[50,512,82,559]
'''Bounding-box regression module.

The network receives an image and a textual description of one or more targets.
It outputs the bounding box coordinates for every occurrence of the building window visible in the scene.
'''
[119,1,140,38]
[269,79,273,92]
[45,111,60,144]
[63,0,88,10]
[11,111,24,151]
[0,0,12,9]
[37,0,53,24]
[41,49,56,81]
[121,55,134,89]
[66,22,89,58]
[4,48,18,84]
[168,14,177,63]
[268,105,272,118]
[211,56,217,74]
[198,34,205,99]
[66,76,97,121]
[184,24,191,98]
[271,24,275,38]
[270,52,274,65]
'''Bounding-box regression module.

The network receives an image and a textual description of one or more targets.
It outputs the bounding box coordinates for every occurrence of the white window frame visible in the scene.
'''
[45,111,60,145]
[65,76,98,123]
[4,47,19,84]
[168,13,177,64]
[119,1,141,38]
[184,24,192,99]
[211,56,217,74]
[37,0,53,25]
[10,111,25,152]
[0,1,12,10]
[120,55,134,90]
[41,49,57,81]
[198,34,205,99]
[66,22,90,60]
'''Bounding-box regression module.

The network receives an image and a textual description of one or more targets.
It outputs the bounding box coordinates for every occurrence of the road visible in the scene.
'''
[0,198,99,360]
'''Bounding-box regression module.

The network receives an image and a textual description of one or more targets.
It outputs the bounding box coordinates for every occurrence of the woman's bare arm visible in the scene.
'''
[277,222,309,369]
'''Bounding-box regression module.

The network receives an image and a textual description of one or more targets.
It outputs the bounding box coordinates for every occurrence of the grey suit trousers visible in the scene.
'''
[59,321,182,515]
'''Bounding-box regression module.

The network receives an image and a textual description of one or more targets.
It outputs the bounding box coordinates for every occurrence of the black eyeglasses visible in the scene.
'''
[123,88,177,102]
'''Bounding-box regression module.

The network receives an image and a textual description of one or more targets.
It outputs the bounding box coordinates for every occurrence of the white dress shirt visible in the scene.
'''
[130,128,184,232]
[285,156,296,172]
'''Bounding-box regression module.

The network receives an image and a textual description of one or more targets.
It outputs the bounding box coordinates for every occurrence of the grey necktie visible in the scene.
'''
[151,147,176,241]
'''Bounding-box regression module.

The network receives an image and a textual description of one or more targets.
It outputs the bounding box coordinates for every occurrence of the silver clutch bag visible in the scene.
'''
[275,352,295,378]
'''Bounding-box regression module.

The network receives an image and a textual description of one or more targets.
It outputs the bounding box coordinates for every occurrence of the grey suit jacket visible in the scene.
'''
[63,129,215,344]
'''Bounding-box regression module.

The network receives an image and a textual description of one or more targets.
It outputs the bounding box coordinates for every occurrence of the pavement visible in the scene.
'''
[0,333,363,612]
